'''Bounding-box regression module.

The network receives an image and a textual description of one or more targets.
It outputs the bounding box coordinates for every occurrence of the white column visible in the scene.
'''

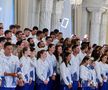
[99,10,107,45]
[17,0,29,29]
[51,0,64,31]
[81,7,88,39]
[89,8,103,45]
[39,0,54,30]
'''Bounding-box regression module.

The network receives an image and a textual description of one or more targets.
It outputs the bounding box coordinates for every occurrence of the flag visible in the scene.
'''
[60,0,72,38]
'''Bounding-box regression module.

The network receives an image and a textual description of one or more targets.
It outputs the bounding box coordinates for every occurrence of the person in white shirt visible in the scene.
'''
[70,45,80,90]
[29,47,37,90]
[46,44,57,90]
[19,47,36,90]
[0,42,21,90]
[98,54,108,90]
[60,52,72,90]
[36,50,50,90]
[78,44,88,64]
[9,25,17,44]
[54,45,63,90]
[87,58,98,90]
[80,56,92,90]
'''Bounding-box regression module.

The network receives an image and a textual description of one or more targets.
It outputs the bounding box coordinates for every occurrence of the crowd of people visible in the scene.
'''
[0,23,108,90]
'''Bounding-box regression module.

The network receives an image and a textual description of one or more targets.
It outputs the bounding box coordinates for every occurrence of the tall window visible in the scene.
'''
[0,0,14,30]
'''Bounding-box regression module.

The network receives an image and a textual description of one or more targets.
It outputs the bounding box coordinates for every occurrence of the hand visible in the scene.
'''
[68,84,72,89]
[44,80,48,85]
[17,79,24,86]
[100,82,103,86]
[52,75,56,80]
[29,79,32,84]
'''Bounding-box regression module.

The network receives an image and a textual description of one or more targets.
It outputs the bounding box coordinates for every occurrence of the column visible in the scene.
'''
[28,0,40,28]
[81,7,88,39]
[88,8,103,45]
[99,10,107,45]
[17,0,29,29]
[51,0,64,31]
[39,0,54,30]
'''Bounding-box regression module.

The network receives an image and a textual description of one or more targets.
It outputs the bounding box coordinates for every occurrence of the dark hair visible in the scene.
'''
[80,56,90,65]
[50,31,55,36]
[36,30,43,36]
[46,36,52,41]
[16,40,23,46]
[33,26,38,30]
[43,28,48,33]
[4,42,12,48]
[16,31,22,36]
[54,29,59,34]
[72,44,79,50]
[91,46,102,61]
[22,47,28,54]
[37,50,46,59]
[30,47,35,52]
[0,37,6,43]
[81,44,88,50]
[24,28,31,32]
[37,41,43,48]
[27,38,33,43]
[63,52,71,67]
[9,25,16,30]
[54,45,63,61]
[48,44,55,51]
[19,47,28,59]
[5,30,11,35]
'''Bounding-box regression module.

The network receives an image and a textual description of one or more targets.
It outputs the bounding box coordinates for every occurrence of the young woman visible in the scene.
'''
[98,54,108,90]
[80,56,91,90]
[36,50,50,90]
[54,45,63,90]
[18,47,34,90]
[60,52,72,90]
[29,47,37,90]
[47,44,57,90]
[88,58,98,90]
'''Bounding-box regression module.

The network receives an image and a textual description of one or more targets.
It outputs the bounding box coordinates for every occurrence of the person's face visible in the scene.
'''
[0,27,3,35]
[30,39,34,44]
[66,54,71,62]
[25,48,30,56]
[50,45,55,53]
[22,40,29,47]
[102,56,107,63]
[4,45,13,56]
[47,38,53,45]
[18,32,23,38]
[6,32,12,38]
[19,42,25,49]
[41,51,47,59]
[30,50,36,57]
[24,30,31,37]
[57,46,62,54]
[75,46,80,54]
[86,59,91,65]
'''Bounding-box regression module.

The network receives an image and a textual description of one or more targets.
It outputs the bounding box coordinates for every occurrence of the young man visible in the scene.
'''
[0,42,21,90]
